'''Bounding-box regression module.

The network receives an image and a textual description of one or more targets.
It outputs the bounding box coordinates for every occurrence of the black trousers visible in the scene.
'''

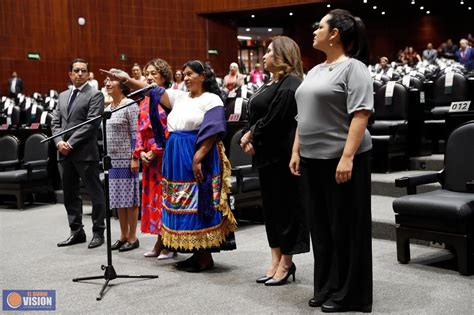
[60,159,106,235]
[258,159,310,255]
[300,151,372,307]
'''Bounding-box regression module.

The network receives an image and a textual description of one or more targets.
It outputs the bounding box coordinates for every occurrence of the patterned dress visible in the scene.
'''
[105,98,140,208]
[133,96,168,235]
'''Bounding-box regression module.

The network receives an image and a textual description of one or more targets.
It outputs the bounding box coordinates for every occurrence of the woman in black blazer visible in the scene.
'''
[240,36,309,286]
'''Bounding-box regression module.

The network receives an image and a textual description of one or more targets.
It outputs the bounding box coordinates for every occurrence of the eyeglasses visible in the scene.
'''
[72,68,88,73]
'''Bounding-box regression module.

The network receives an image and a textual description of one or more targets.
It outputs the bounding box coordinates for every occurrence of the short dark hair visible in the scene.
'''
[70,58,88,71]
[327,9,369,64]
[143,58,172,88]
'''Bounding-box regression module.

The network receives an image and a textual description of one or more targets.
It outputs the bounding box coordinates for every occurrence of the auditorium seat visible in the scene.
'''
[369,81,410,172]
[24,103,44,127]
[4,105,21,129]
[393,121,474,275]
[0,135,20,171]
[401,76,429,156]
[373,79,383,94]
[425,72,468,153]
[0,133,55,209]
[227,128,263,222]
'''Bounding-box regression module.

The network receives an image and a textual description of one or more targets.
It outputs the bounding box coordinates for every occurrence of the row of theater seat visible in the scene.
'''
[0,133,55,209]
[369,59,474,172]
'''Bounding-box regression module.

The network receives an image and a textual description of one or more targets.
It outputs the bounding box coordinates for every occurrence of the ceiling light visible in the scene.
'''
[237,35,252,40]
[468,6,472,10]
[289,12,293,16]
[373,5,377,9]
[327,4,331,8]
[381,11,385,15]
[268,28,273,32]
[426,10,430,14]
[245,28,250,31]
[411,0,415,4]
[363,0,367,3]
[420,6,424,9]
[251,14,255,18]
[460,1,464,4]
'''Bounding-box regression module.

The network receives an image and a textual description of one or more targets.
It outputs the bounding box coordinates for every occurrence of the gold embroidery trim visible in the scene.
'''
[161,141,237,251]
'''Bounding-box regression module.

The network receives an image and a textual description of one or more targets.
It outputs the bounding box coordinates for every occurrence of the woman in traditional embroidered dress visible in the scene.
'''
[103,69,140,252]
[150,60,237,272]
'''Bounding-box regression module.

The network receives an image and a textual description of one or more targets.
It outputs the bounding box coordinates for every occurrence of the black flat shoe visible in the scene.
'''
[309,296,327,307]
[176,256,196,270]
[264,263,296,286]
[88,234,105,249]
[184,260,214,273]
[111,239,127,251]
[119,239,140,252]
[256,275,274,284]
[321,301,372,313]
[57,230,86,247]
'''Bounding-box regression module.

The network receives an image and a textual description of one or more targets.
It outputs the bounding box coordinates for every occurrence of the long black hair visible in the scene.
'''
[327,9,369,64]
[183,60,223,101]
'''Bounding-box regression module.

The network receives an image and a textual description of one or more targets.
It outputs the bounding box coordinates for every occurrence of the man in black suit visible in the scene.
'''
[52,58,106,249]
[8,72,24,98]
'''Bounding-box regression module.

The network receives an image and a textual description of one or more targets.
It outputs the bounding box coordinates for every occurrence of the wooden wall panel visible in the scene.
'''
[206,18,238,76]
[1,0,471,95]
[194,0,326,13]
[0,0,209,95]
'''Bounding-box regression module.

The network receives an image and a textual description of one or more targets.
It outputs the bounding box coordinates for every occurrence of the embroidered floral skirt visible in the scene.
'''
[161,131,237,252]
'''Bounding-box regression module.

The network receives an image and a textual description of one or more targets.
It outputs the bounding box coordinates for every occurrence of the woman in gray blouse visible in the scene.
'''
[290,9,373,312]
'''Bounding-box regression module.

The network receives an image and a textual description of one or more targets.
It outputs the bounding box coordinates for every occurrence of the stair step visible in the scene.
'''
[409,154,444,171]
[372,170,441,198]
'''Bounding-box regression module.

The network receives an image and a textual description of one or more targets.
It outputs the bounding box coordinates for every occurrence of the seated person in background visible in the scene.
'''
[249,63,264,87]
[441,39,458,59]
[422,43,438,64]
[223,62,245,96]
[377,57,390,74]
[88,72,99,90]
[171,69,186,91]
[403,47,421,66]
[396,49,405,64]
[131,63,147,83]
[456,38,474,71]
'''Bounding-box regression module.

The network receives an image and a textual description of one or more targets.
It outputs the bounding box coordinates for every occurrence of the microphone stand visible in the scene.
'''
[42,95,158,301]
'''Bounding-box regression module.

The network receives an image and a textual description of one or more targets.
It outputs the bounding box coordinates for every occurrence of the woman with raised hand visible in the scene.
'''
[152,60,236,272]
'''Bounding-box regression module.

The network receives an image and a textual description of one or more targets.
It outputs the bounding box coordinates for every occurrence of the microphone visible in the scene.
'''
[126,83,158,98]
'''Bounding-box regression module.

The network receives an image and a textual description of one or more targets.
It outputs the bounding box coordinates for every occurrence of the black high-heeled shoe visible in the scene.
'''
[264,263,296,286]
[256,275,274,283]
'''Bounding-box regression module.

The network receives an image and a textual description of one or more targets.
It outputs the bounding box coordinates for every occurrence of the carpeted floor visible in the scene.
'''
[0,203,472,314]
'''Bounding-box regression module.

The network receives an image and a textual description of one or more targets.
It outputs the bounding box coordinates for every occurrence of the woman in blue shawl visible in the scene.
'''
[149,60,236,272]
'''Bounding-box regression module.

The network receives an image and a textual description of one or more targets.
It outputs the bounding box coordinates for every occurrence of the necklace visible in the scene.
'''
[111,97,126,109]
[326,55,349,71]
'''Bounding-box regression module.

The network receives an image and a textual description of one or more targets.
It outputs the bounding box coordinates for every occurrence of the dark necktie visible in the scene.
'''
[67,89,79,114]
